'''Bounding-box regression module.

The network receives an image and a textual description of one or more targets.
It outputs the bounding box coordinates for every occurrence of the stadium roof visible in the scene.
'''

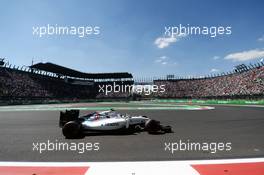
[30,62,133,79]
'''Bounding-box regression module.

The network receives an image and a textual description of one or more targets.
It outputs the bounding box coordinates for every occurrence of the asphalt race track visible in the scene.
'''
[0,102,263,162]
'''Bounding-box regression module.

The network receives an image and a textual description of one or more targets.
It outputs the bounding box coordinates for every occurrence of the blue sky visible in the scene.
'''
[0,0,264,78]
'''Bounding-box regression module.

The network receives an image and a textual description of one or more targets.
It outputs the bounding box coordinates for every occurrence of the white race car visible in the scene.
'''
[59,109,172,139]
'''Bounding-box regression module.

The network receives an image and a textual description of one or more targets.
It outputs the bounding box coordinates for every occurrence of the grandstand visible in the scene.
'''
[0,60,133,104]
[0,59,263,105]
[153,62,264,99]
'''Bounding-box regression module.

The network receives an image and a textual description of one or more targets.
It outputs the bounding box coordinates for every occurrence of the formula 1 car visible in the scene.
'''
[59,109,172,139]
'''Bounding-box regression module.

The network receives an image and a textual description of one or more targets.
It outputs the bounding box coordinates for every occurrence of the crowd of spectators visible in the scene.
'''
[1,63,264,102]
[154,65,264,99]
[0,66,132,102]
[0,67,96,100]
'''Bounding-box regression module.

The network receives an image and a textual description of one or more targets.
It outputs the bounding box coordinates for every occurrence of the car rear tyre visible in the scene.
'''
[62,121,82,139]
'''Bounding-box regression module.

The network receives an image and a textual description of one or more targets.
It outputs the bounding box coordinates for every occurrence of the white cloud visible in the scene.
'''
[154,56,177,66]
[154,34,186,49]
[155,56,168,63]
[258,35,264,42]
[213,56,220,60]
[224,49,264,62]
[210,68,220,72]
[154,37,176,49]
[159,56,167,60]
[155,56,169,65]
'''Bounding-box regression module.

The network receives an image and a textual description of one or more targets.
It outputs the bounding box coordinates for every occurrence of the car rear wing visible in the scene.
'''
[59,110,80,127]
